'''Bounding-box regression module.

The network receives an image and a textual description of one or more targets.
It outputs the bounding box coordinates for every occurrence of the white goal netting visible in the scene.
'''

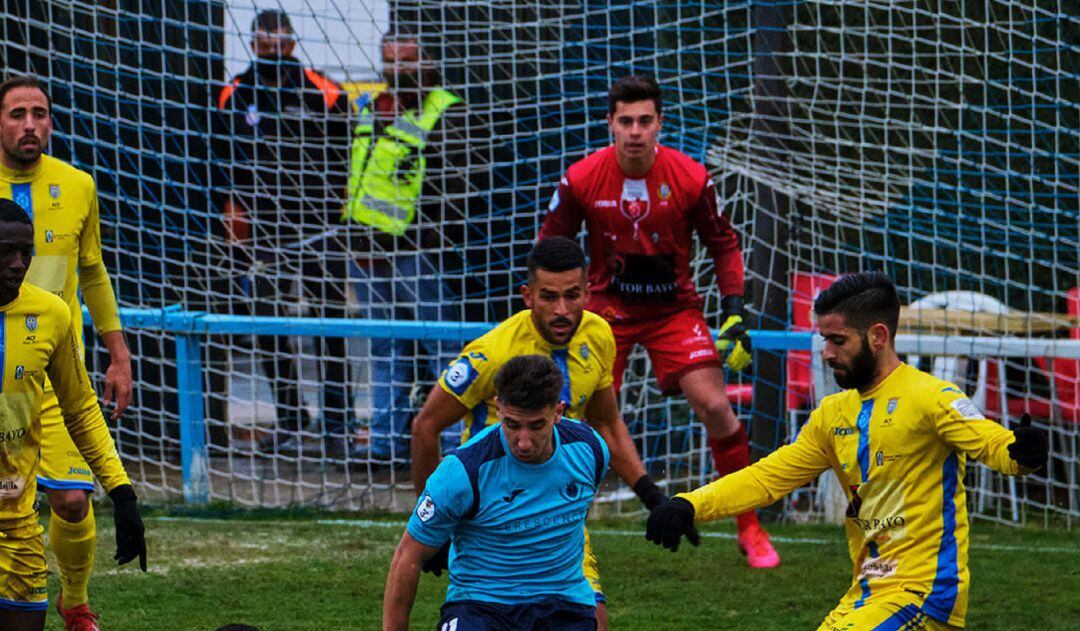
[3,0,1076,525]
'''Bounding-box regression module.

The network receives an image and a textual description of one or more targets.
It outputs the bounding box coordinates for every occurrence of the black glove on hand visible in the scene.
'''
[716,296,753,372]
[632,475,668,511]
[108,484,147,571]
[1007,413,1049,471]
[645,497,701,552]
[422,541,451,577]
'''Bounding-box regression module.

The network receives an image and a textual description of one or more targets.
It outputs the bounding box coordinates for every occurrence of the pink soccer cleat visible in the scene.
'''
[737,524,781,568]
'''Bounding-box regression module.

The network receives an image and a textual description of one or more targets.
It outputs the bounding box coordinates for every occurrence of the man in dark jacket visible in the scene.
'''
[213,9,354,457]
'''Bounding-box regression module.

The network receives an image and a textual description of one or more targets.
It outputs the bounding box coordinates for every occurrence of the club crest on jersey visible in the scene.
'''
[49,184,60,199]
[887,398,898,414]
[25,315,37,332]
[14,366,25,380]
[560,480,582,501]
[45,229,54,243]
[620,178,650,222]
[657,183,671,200]
[579,343,589,360]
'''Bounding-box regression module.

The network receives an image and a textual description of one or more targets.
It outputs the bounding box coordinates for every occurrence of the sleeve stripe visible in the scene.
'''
[218,78,240,110]
[558,421,606,486]
[453,430,505,519]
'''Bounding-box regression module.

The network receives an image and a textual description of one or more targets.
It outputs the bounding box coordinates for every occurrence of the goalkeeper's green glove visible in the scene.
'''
[715,295,752,372]
[1007,413,1049,472]
[645,497,701,552]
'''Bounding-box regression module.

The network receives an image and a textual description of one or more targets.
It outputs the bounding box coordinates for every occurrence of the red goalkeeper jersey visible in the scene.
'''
[539,144,743,322]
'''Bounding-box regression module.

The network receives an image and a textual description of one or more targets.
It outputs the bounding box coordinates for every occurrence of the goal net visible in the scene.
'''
[3,1,1076,524]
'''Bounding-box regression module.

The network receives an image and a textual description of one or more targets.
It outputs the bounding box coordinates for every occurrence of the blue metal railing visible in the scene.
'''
[91,306,814,504]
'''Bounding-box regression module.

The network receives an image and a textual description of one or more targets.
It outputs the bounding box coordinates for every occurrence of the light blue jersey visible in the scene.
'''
[407,419,610,607]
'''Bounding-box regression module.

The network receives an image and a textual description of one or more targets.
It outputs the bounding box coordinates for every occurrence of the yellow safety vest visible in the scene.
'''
[345,88,462,235]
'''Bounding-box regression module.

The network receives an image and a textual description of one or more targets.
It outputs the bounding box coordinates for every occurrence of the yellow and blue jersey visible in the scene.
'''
[408,419,609,607]
[680,362,1026,628]
[438,310,616,442]
[0,284,130,531]
[1,155,124,491]
[0,155,122,345]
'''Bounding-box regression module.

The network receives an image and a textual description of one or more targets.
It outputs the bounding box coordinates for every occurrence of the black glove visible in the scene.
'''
[108,484,147,571]
[1007,414,1049,471]
[422,541,451,577]
[645,497,701,552]
[632,474,668,511]
[716,296,752,372]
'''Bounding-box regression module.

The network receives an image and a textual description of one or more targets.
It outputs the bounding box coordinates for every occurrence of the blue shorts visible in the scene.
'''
[438,599,596,631]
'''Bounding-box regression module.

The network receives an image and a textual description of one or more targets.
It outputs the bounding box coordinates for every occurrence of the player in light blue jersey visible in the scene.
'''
[383,355,609,630]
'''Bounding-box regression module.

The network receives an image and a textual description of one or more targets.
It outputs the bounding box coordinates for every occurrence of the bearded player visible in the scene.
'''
[539,74,779,567]
[646,272,1048,629]
[0,75,133,629]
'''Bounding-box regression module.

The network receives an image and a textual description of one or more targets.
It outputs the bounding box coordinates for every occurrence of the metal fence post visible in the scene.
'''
[173,312,208,504]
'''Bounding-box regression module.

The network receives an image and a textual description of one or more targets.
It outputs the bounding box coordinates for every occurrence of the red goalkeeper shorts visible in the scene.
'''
[609,307,721,395]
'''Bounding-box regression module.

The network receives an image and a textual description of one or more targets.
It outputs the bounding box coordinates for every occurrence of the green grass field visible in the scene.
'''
[41,506,1080,630]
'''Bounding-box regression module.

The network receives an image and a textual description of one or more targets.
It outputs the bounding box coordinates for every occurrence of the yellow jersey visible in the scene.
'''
[438,310,616,442]
[0,155,122,347]
[681,362,1026,627]
[0,283,130,530]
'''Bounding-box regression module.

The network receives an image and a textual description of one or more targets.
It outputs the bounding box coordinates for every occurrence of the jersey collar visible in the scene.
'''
[0,284,24,312]
[0,157,44,182]
[859,362,910,399]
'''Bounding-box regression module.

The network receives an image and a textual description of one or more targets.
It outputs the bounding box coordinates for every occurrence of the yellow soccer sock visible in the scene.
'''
[50,502,96,609]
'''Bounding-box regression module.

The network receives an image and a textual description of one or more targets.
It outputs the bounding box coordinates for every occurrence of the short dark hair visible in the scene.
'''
[495,355,564,411]
[252,9,293,34]
[0,198,32,224]
[527,237,586,282]
[813,272,901,339]
[0,75,51,113]
[608,75,662,116]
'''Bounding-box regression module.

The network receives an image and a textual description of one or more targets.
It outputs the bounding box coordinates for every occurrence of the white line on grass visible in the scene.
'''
[147,516,1080,555]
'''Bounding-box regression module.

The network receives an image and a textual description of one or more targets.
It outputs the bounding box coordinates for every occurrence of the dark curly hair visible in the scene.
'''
[495,355,564,411]
[813,272,901,339]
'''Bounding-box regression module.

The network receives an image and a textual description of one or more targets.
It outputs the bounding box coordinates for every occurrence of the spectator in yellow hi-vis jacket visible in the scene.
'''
[645,272,1048,631]
[0,199,146,631]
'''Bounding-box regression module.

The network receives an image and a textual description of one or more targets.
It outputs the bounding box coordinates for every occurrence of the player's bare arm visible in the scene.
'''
[99,329,132,419]
[410,386,470,495]
[584,386,664,508]
[383,531,439,631]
